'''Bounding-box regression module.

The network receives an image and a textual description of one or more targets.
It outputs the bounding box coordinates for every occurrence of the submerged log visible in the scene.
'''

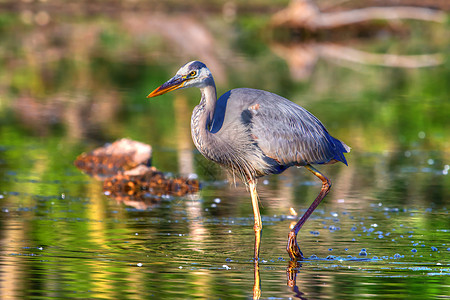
[271,0,446,29]
[103,165,200,204]
[74,139,200,208]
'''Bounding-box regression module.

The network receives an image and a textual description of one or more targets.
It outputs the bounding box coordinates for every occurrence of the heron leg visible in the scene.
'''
[287,164,331,260]
[249,180,262,261]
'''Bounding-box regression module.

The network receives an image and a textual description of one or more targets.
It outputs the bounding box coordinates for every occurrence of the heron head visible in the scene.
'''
[147,61,213,98]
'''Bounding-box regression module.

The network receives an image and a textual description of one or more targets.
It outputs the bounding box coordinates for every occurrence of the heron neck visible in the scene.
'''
[199,82,217,130]
[190,82,217,157]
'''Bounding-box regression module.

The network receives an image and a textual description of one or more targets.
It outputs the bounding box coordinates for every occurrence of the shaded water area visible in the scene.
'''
[0,1,449,299]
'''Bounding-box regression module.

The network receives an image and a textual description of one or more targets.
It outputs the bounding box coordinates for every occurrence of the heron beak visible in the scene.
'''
[147,75,186,98]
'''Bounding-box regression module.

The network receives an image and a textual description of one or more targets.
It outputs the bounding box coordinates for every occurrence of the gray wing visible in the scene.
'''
[225,88,348,166]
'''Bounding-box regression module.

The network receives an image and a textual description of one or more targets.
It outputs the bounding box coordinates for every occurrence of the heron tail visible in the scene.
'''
[331,137,351,166]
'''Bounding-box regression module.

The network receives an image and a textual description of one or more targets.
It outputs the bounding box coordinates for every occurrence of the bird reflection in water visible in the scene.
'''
[251,260,306,299]
[253,260,261,299]
[287,260,307,299]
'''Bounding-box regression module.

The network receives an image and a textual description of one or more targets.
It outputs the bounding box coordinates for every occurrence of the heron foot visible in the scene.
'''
[286,231,304,261]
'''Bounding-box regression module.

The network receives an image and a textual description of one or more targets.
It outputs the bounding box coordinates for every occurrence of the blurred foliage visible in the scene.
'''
[0,7,448,152]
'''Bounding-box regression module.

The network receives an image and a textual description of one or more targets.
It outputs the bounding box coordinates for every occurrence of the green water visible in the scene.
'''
[0,3,449,299]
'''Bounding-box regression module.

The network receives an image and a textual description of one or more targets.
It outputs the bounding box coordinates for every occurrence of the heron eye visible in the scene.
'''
[189,71,197,77]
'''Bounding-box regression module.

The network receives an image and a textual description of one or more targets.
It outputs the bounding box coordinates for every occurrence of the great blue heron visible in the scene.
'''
[147,61,350,261]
